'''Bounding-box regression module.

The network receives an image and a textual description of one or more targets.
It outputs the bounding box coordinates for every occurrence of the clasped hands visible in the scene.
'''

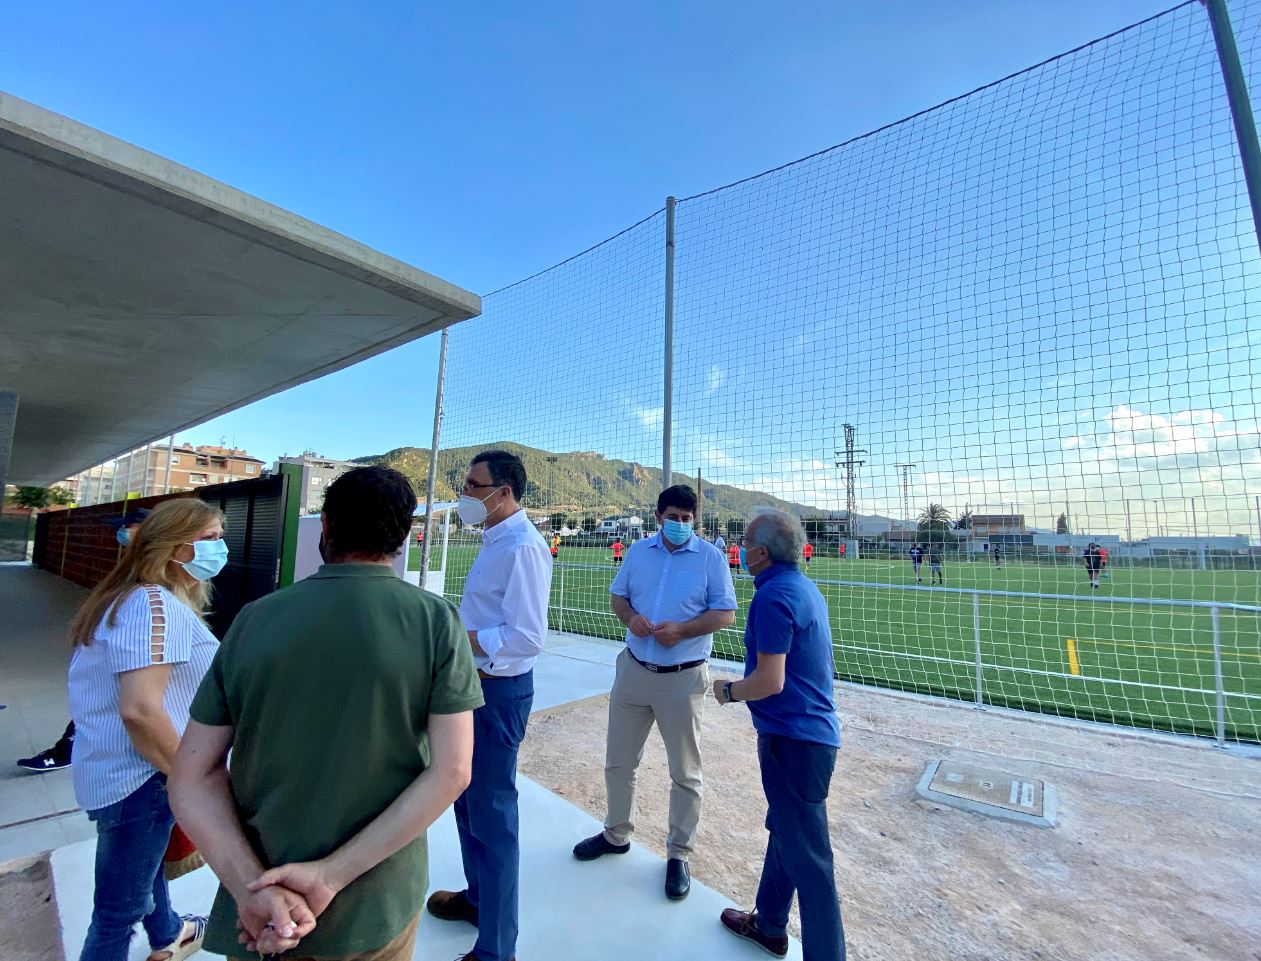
[234,860,341,955]
[627,614,685,646]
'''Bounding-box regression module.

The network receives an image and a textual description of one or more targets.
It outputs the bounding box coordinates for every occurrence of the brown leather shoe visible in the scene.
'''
[426,889,478,926]
[720,908,789,958]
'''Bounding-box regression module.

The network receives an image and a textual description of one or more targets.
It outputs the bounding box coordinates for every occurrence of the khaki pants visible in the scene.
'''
[603,647,708,860]
[230,912,419,961]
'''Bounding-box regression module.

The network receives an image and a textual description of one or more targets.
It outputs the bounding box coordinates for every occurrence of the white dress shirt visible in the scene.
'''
[460,507,553,677]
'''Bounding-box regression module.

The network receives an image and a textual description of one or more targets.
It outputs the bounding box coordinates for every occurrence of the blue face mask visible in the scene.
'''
[181,539,229,581]
[116,528,131,547]
[739,546,747,571]
[662,519,693,546]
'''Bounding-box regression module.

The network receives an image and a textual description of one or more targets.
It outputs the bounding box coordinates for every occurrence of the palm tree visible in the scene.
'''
[918,503,952,529]
[918,503,955,545]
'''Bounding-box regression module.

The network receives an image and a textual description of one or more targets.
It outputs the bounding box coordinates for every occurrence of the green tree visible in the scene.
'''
[954,510,973,531]
[728,518,746,541]
[703,514,719,537]
[581,516,597,533]
[13,486,73,511]
[549,512,566,530]
[1056,512,1070,534]
[918,503,955,544]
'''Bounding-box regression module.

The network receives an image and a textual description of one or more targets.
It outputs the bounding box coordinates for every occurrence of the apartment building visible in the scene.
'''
[75,443,264,503]
[275,450,360,514]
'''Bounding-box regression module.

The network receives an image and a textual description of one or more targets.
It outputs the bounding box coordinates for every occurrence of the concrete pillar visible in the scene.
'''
[0,392,16,499]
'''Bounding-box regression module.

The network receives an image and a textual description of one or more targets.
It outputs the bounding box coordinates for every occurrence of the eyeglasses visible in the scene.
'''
[462,481,501,492]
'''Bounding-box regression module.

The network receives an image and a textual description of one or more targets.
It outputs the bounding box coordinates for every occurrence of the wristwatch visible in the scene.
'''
[723,681,737,704]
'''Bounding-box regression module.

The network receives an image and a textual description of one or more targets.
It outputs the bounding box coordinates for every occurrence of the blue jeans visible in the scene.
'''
[454,671,533,961]
[755,733,846,961]
[79,773,182,961]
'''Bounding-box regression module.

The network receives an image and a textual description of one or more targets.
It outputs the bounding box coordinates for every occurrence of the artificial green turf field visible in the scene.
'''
[412,543,1261,742]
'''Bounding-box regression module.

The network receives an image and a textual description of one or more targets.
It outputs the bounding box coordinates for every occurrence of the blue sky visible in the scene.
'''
[431,0,1261,537]
[3,0,1192,468]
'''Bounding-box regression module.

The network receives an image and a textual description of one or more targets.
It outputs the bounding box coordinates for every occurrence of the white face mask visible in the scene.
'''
[457,490,499,526]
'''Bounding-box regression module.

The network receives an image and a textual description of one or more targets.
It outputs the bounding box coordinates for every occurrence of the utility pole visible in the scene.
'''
[894,463,917,527]
[1203,0,1261,257]
[834,424,866,540]
[696,468,703,533]
[662,196,676,488]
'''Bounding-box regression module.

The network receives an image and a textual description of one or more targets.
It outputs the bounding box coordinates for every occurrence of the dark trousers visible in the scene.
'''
[79,773,181,961]
[454,671,533,961]
[755,733,846,961]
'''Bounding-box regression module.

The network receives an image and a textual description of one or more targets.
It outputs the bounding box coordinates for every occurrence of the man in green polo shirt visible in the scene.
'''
[171,466,483,960]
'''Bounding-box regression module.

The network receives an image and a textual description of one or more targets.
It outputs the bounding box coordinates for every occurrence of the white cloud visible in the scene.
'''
[706,364,725,394]
[635,406,664,430]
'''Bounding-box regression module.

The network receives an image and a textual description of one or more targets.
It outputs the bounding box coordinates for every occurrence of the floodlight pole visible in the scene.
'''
[420,327,449,586]
[663,196,676,489]
[163,433,175,494]
[1203,0,1261,256]
[895,463,917,526]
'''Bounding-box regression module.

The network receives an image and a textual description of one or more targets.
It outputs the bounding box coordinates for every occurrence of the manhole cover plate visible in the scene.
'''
[916,759,1057,827]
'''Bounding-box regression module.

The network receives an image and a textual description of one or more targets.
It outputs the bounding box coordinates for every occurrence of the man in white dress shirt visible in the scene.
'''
[427,449,552,961]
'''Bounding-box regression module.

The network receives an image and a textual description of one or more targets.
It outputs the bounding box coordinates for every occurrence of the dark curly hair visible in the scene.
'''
[322,466,417,560]
[657,484,698,515]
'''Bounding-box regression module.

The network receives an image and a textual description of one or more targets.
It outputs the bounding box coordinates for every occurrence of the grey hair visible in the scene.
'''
[746,508,806,563]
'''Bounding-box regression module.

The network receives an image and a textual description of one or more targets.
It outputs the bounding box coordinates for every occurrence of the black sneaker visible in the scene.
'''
[573,832,631,861]
[17,742,72,773]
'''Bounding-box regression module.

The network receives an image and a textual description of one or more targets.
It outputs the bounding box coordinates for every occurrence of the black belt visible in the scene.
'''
[628,650,706,674]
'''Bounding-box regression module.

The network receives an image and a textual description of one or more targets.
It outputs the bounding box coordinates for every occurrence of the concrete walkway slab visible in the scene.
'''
[52,775,800,960]
[531,631,620,712]
[0,566,95,861]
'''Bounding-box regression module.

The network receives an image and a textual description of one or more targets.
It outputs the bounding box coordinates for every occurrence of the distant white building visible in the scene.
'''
[824,512,892,538]
[595,515,644,535]
[1030,532,1122,553]
[1128,535,1251,558]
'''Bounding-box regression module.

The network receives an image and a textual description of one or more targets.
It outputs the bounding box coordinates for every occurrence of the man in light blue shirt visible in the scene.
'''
[573,485,736,902]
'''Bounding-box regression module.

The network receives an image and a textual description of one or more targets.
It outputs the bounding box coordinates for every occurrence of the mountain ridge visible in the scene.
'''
[352,441,828,520]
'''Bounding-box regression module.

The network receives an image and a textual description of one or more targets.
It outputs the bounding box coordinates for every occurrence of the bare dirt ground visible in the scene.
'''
[518,681,1261,961]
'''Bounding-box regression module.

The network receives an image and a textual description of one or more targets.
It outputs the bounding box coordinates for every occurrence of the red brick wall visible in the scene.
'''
[38,492,194,589]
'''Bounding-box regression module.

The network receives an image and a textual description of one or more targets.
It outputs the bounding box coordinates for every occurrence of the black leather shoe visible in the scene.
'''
[573,832,631,861]
[665,857,690,900]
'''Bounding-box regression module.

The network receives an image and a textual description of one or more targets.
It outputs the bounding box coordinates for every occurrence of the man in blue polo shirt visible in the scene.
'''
[713,508,845,961]
[572,485,736,902]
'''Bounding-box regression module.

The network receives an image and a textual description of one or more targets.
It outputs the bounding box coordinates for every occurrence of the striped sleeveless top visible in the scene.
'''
[68,584,218,811]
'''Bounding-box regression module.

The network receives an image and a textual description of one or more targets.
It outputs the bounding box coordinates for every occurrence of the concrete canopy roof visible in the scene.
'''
[0,92,481,486]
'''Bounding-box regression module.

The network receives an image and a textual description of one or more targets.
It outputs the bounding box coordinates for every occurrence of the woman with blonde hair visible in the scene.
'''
[68,497,227,961]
